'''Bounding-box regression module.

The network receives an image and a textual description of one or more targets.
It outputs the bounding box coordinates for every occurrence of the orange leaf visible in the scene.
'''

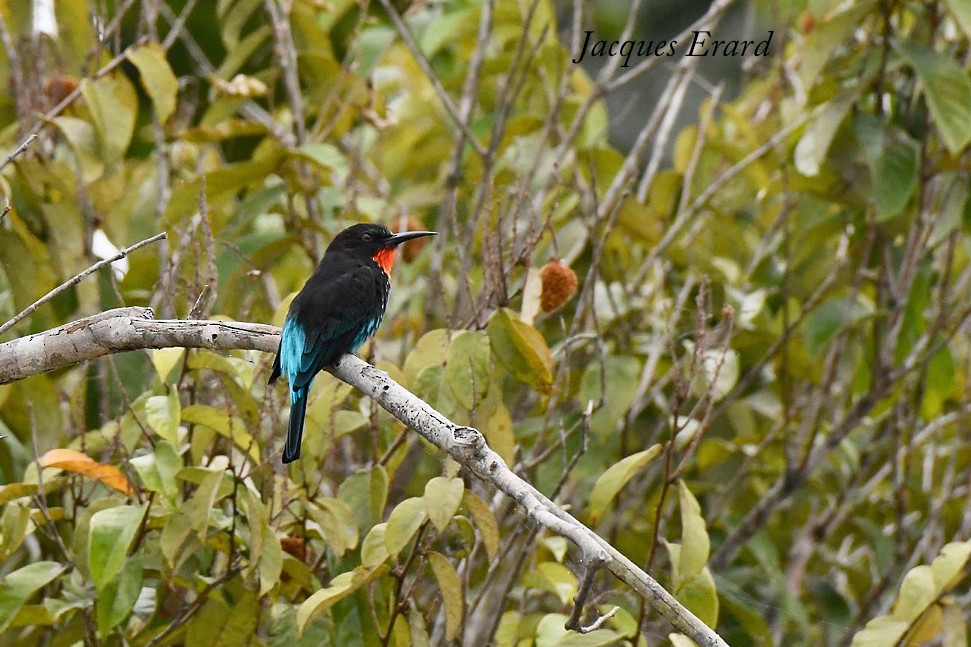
[40,449,133,495]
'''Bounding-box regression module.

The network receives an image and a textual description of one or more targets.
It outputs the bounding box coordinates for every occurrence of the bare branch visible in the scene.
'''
[0,233,167,338]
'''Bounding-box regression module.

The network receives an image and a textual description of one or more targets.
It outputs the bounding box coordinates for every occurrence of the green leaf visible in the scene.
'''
[185,582,259,647]
[796,0,877,91]
[187,470,224,537]
[444,331,491,410]
[896,41,971,154]
[677,481,710,587]
[669,635,698,647]
[854,116,920,220]
[151,348,185,383]
[160,512,193,568]
[851,541,971,646]
[403,329,451,385]
[668,547,719,629]
[487,308,554,390]
[579,356,642,436]
[126,43,178,123]
[0,483,38,505]
[892,565,935,622]
[424,477,464,532]
[922,346,956,418]
[534,612,623,647]
[296,565,389,636]
[338,465,389,532]
[8,604,54,629]
[385,497,427,557]
[850,615,911,647]
[0,562,64,634]
[145,392,181,445]
[894,541,971,621]
[873,138,919,220]
[186,350,255,385]
[96,557,142,635]
[361,523,390,568]
[130,440,181,504]
[794,90,858,177]
[803,297,871,359]
[55,0,95,70]
[483,401,516,464]
[523,562,577,606]
[420,6,479,56]
[462,491,500,559]
[309,498,359,557]
[244,489,283,596]
[50,116,104,182]
[88,504,146,591]
[80,73,138,164]
[408,608,432,647]
[427,552,464,642]
[587,445,662,524]
[331,410,368,439]
[294,143,349,175]
[163,151,284,222]
[181,405,260,461]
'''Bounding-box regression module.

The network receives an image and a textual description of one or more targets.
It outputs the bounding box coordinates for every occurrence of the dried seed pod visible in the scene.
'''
[280,536,307,561]
[45,73,79,107]
[799,11,815,34]
[539,260,578,312]
[391,215,430,262]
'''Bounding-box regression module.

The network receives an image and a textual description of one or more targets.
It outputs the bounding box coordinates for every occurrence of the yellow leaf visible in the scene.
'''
[126,43,178,123]
[385,497,427,557]
[427,552,464,641]
[487,308,554,391]
[423,477,464,532]
[296,565,389,636]
[462,492,500,559]
[587,445,662,524]
[677,481,710,586]
[40,449,132,494]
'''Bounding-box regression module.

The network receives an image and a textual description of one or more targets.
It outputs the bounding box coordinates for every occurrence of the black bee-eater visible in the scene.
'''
[269,223,436,463]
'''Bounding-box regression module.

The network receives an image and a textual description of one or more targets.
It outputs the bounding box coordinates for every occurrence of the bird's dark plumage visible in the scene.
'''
[269,223,436,463]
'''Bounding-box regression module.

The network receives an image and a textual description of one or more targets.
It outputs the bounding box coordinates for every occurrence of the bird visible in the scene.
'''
[269,223,436,463]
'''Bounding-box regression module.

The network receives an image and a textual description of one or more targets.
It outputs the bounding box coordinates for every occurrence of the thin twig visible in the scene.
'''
[197,177,218,317]
[160,0,199,50]
[0,232,167,337]
[375,0,486,158]
[0,133,38,172]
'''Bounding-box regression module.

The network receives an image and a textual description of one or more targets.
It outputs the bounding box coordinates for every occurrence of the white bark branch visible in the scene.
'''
[0,308,729,647]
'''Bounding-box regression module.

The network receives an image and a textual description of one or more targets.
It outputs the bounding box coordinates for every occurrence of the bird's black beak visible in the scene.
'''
[388,231,437,246]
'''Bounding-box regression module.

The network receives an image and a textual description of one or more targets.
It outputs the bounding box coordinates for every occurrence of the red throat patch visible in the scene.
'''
[372,247,397,277]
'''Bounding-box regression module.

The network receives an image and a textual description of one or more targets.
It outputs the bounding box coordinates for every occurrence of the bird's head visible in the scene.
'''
[328,223,437,276]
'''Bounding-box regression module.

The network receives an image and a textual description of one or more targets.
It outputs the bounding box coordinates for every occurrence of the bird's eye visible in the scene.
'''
[362,232,373,242]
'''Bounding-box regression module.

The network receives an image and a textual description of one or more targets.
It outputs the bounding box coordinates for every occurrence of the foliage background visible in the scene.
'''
[1,0,971,645]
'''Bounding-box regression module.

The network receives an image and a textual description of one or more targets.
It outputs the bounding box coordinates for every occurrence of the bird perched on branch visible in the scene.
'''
[269,223,436,463]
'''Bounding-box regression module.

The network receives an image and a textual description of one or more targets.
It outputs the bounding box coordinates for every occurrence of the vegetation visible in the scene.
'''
[1,0,970,645]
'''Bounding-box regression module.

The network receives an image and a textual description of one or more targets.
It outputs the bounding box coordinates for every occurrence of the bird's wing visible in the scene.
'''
[278,264,380,390]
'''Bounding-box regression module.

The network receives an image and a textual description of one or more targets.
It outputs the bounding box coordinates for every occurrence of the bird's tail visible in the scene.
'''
[283,386,309,463]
